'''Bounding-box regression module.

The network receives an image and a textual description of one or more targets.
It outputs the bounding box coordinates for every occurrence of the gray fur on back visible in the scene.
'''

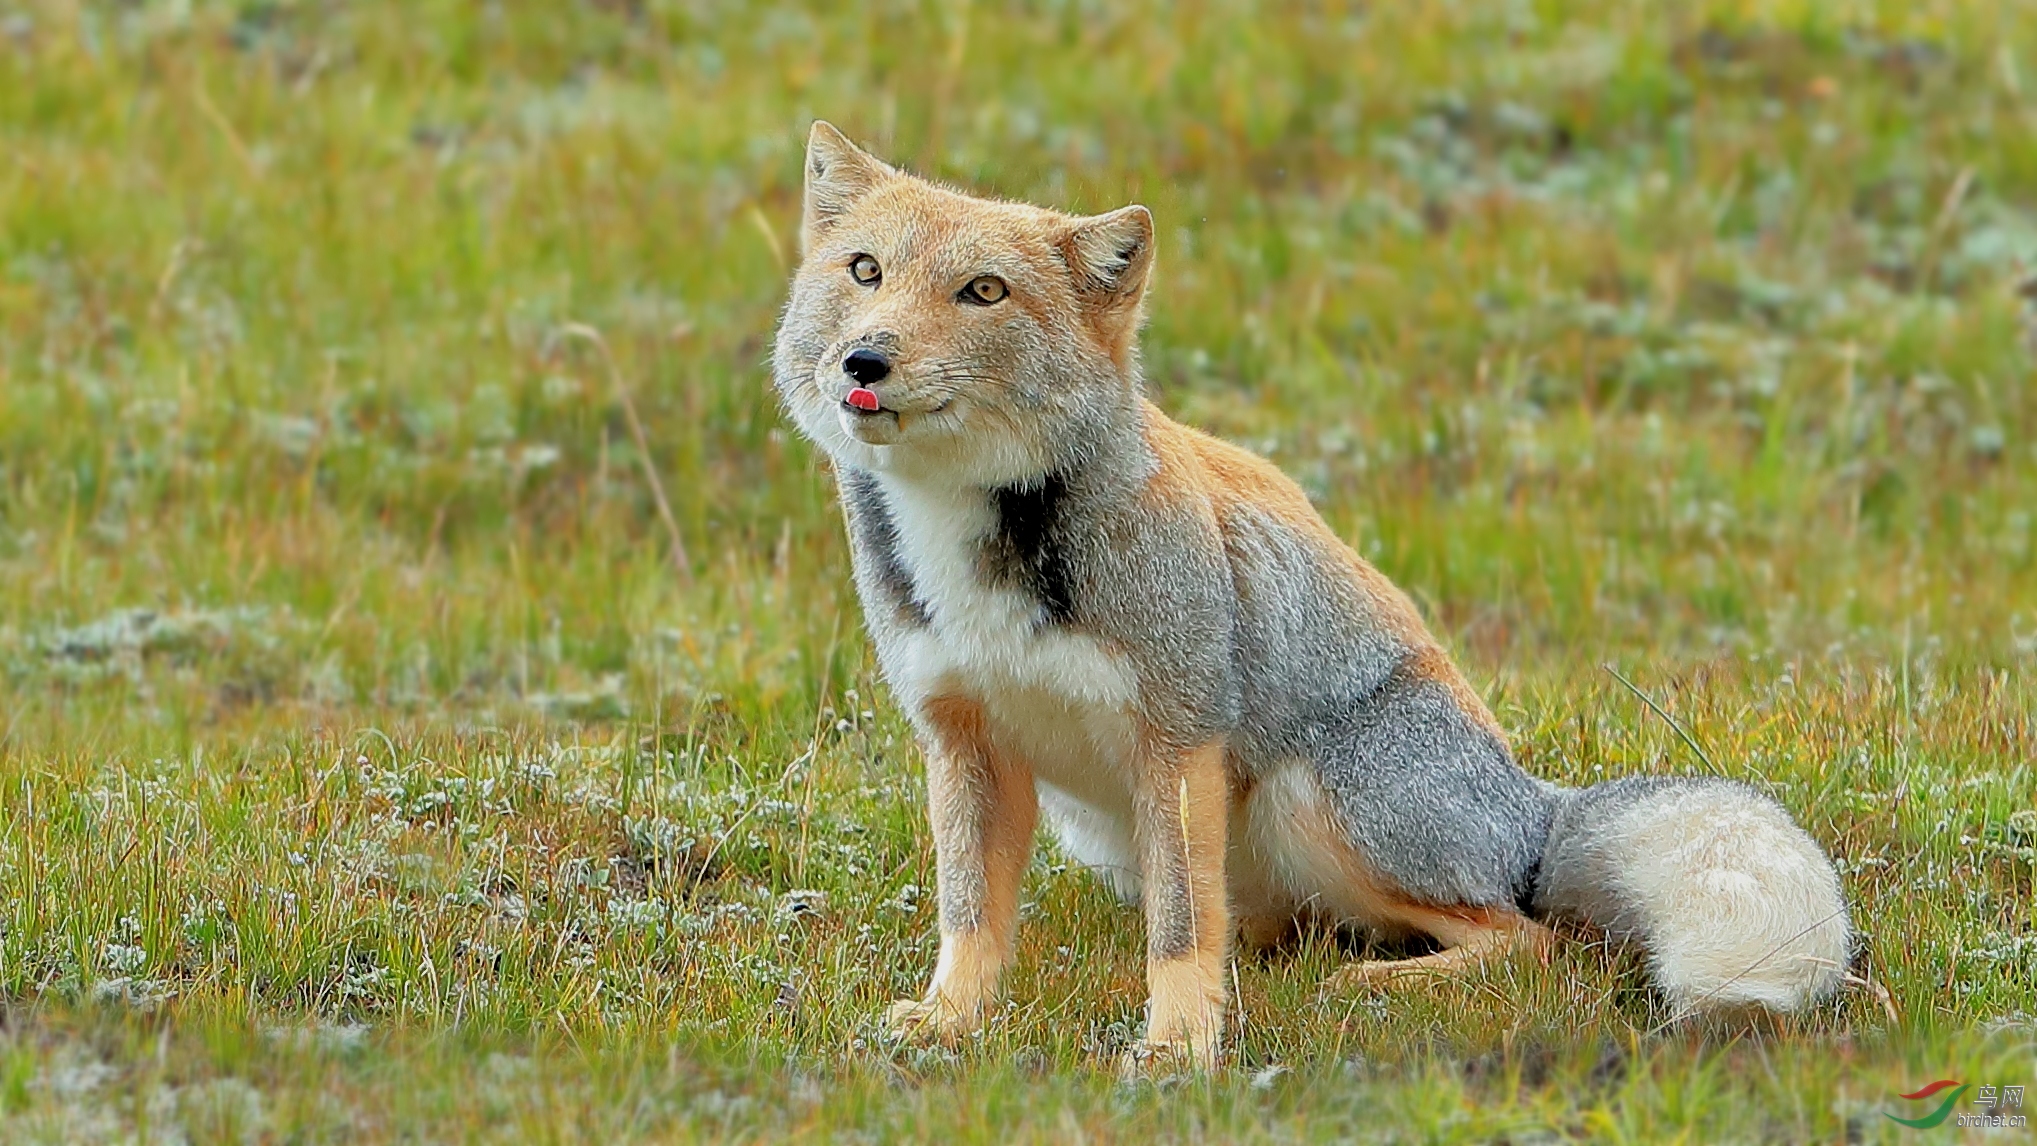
[1213,501,1553,907]
[1038,442,1554,911]
[1312,662,1555,909]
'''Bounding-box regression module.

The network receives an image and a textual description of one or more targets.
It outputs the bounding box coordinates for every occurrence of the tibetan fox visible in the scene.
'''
[772,122,1849,1067]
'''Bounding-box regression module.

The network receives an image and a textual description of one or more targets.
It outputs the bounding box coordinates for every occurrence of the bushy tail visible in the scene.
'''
[1532,777,1851,1017]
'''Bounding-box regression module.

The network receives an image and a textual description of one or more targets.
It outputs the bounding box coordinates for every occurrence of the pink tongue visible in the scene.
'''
[846,387,881,412]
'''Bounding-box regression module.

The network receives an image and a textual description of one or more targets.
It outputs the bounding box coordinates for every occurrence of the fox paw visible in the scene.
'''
[1325,959,1430,992]
[1117,1036,1217,1079]
[883,995,978,1045]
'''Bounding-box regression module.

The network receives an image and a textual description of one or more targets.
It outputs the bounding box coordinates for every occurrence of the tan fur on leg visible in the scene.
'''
[1328,909,1553,992]
[1135,956,1227,1072]
[887,695,1037,1043]
[886,928,1011,1038]
[1129,738,1231,1070]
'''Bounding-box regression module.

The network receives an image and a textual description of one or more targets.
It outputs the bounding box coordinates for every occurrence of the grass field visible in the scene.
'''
[3,0,2035,1140]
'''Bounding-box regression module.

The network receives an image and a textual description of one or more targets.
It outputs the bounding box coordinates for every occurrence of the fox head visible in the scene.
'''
[773,122,1154,485]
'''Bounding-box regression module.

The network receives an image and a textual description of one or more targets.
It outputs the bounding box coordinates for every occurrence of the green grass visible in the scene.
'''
[3,0,2035,1140]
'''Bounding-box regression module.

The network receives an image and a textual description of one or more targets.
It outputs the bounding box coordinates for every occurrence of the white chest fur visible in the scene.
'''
[868,472,1142,821]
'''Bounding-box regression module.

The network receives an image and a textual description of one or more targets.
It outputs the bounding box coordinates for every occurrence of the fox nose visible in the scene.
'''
[841,348,891,385]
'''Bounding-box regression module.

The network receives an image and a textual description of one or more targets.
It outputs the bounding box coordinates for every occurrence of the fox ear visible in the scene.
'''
[802,121,894,252]
[1060,205,1154,347]
[1063,206,1154,296]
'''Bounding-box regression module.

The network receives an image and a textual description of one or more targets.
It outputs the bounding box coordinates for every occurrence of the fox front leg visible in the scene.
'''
[886,696,1038,1044]
[1126,738,1231,1072]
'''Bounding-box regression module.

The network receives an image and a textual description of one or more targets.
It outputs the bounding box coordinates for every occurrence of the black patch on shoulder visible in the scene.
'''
[983,473,1076,624]
[1514,855,1542,918]
[840,470,930,628]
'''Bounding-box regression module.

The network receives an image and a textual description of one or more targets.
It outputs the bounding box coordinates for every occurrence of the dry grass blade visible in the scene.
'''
[1602,662,1723,777]
[560,321,694,586]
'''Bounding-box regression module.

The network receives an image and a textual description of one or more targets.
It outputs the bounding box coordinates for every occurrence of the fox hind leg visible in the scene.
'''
[1327,908,1553,991]
[1234,762,1554,993]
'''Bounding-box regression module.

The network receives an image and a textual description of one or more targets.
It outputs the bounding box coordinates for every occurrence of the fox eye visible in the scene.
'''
[849,254,882,286]
[961,276,1008,305]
